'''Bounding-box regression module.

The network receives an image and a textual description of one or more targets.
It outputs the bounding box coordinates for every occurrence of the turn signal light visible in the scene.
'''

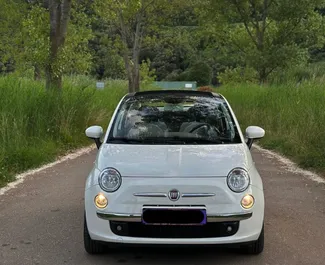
[94,193,108,209]
[241,194,255,209]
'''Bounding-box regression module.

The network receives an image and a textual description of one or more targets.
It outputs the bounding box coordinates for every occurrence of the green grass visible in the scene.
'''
[0,75,128,187]
[220,81,325,174]
[1,74,325,187]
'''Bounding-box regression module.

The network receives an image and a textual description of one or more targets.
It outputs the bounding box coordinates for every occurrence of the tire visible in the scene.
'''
[242,224,264,255]
[84,214,105,255]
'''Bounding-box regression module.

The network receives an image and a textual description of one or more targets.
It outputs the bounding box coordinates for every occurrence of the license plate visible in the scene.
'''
[141,208,207,226]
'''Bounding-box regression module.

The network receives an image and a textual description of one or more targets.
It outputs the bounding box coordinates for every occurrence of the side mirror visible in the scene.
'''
[85,125,104,149]
[245,126,265,149]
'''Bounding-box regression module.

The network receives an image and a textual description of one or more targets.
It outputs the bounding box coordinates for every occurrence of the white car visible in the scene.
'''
[84,90,265,255]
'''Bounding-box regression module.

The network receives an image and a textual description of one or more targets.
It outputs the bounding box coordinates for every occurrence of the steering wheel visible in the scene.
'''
[189,123,220,134]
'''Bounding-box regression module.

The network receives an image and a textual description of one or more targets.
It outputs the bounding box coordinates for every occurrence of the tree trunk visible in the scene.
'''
[118,8,143,93]
[258,68,268,84]
[46,64,62,88]
[123,51,134,93]
[131,63,140,92]
[125,63,140,93]
[45,0,72,90]
[132,14,143,93]
[34,65,41,80]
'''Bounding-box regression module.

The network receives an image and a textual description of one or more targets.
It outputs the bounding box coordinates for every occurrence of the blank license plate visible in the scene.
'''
[141,208,207,226]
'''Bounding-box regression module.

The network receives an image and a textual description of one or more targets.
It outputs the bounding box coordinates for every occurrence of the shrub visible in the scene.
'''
[218,67,258,85]
[187,61,213,86]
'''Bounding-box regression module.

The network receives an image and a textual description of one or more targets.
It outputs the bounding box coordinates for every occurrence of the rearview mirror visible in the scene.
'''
[85,125,103,149]
[245,126,265,149]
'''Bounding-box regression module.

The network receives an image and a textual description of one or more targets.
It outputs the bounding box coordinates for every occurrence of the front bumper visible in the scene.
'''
[85,182,264,245]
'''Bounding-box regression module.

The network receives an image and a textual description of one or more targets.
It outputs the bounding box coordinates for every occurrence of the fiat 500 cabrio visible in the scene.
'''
[84,90,265,255]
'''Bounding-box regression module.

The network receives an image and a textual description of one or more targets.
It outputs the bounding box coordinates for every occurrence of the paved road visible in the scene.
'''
[1,147,325,265]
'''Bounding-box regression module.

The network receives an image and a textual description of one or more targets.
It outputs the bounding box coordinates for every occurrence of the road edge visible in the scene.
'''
[253,144,325,184]
[0,145,96,196]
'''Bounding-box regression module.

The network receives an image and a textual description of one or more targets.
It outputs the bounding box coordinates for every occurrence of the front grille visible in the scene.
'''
[109,221,239,238]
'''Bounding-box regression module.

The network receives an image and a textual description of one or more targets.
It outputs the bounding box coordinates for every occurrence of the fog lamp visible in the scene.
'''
[94,193,108,209]
[241,194,255,209]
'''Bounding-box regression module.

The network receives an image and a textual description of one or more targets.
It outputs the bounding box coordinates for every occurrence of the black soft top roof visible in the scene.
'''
[125,90,223,99]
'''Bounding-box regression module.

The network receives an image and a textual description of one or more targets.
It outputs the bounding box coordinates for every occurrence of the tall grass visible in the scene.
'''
[220,81,325,173]
[2,73,325,186]
[0,75,127,187]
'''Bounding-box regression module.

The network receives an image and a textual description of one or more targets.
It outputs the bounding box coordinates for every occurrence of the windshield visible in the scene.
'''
[107,93,241,145]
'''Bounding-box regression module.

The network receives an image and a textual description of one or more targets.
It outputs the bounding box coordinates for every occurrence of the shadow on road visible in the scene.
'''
[80,245,263,265]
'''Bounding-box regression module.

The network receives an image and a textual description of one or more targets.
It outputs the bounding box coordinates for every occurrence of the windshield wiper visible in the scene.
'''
[168,136,235,144]
[107,137,146,144]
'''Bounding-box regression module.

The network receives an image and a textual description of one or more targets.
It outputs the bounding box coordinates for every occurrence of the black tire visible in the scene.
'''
[84,214,105,255]
[242,224,264,255]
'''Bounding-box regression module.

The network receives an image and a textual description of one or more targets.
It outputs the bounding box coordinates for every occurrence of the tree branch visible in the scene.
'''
[248,0,260,30]
[142,0,156,12]
[231,0,259,48]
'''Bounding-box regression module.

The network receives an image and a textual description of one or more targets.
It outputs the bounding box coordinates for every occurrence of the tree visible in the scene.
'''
[94,0,174,93]
[45,0,72,89]
[20,4,50,80]
[202,0,325,83]
[0,0,28,73]
[18,1,93,83]
[187,61,213,86]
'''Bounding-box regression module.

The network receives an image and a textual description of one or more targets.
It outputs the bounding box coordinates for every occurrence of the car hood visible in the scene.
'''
[96,143,252,177]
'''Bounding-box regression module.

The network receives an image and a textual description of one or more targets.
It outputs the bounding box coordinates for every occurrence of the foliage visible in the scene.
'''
[268,61,325,85]
[19,3,93,80]
[92,0,172,92]
[4,0,325,85]
[139,59,156,86]
[202,0,325,83]
[218,67,259,85]
[60,3,94,75]
[0,0,28,73]
[186,61,213,86]
[20,5,49,75]
[149,28,198,81]
[90,33,127,80]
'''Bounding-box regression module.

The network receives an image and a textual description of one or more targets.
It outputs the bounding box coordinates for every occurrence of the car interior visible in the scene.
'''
[115,100,236,141]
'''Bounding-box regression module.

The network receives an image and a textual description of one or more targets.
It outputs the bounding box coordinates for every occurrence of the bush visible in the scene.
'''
[218,67,258,85]
[187,61,213,86]
[269,62,325,85]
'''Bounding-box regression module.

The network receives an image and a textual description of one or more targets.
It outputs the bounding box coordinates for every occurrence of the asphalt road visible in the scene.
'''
[1,147,325,265]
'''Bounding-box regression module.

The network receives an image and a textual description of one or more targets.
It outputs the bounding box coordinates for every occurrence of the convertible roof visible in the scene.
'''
[126,90,223,99]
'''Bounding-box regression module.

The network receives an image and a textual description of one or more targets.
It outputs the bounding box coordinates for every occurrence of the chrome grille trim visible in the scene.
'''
[96,211,253,223]
[181,193,216,198]
[133,192,167,198]
[133,192,216,198]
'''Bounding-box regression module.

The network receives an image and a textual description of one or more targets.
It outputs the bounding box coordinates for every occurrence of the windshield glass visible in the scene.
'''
[107,93,241,145]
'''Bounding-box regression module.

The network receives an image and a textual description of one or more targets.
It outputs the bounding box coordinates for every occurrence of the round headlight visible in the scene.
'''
[227,168,250,193]
[99,168,122,192]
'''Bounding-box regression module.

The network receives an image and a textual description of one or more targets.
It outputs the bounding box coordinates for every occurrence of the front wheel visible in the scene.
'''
[84,214,105,254]
[242,224,264,255]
